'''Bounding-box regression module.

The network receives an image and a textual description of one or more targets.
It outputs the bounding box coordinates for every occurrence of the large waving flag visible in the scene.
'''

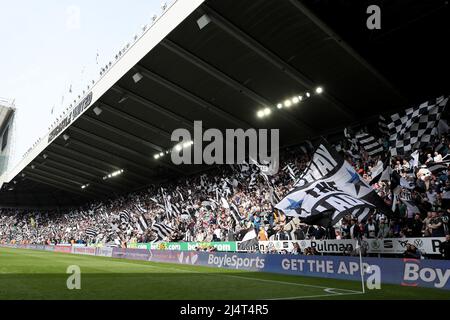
[276,141,391,226]
[387,96,448,156]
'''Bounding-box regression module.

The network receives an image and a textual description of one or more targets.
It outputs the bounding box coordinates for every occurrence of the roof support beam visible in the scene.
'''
[202,5,356,122]
[42,156,134,191]
[47,144,144,186]
[112,86,194,131]
[66,138,157,182]
[134,64,253,129]
[160,39,314,133]
[82,115,165,152]
[98,102,172,139]
[65,132,156,179]
[27,166,110,197]
[81,115,186,174]
[69,126,185,176]
[23,171,98,200]
[34,160,119,194]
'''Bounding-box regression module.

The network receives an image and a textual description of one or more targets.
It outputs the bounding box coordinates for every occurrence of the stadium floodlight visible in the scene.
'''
[93,107,103,116]
[154,154,160,160]
[142,24,148,32]
[315,86,324,94]
[298,95,303,101]
[257,110,265,118]
[152,14,158,23]
[81,184,90,190]
[104,169,124,180]
[292,97,300,104]
[159,152,164,157]
[132,72,144,84]
[197,14,211,30]
[175,144,183,152]
[306,92,311,98]
[284,100,292,107]
[63,134,70,141]
[161,2,168,11]
[277,103,283,109]
[264,108,271,116]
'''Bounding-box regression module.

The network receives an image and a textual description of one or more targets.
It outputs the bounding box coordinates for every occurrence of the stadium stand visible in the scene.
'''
[1,108,450,261]
[1,0,449,262]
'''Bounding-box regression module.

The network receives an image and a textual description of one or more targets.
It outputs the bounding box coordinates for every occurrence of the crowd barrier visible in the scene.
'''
[2,243,450,291]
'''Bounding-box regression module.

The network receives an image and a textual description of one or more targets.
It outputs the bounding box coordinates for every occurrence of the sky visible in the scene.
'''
[0,0,165,171]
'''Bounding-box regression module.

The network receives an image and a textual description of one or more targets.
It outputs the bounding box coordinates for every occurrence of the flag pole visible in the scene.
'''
[358,238,366,294]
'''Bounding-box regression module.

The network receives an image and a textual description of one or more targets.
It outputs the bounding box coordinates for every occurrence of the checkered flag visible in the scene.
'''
[387,96,448,156]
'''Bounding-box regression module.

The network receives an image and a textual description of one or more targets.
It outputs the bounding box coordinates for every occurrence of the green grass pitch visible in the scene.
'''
[1,247,449,300]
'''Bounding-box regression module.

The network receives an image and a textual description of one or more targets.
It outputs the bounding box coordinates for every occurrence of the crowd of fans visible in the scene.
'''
[1,124,450,260]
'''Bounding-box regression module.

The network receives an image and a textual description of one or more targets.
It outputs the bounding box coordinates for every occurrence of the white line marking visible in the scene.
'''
[268,292,364,300]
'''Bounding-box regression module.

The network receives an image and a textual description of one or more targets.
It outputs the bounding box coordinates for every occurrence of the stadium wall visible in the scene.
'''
[3,244,450,291]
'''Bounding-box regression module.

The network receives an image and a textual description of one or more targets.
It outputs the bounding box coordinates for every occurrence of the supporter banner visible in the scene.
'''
[364,238,446,255]
[237,239,355,254]
[129,241,237,252]
[237,238,446,255]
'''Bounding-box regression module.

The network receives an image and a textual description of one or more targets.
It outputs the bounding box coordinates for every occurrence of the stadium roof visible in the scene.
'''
[0,0,447,208]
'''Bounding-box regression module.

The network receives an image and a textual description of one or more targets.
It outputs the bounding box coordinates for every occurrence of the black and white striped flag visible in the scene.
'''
[355,133,383,157]
[248,172,258,189]
[282,163,299,182]
[229,202,243,223]
[136,214,149,234]
[161,188,176,219]
[152,223,174,240]
[120,210,131,223]
[85,227,98,238]
[135,203,147,214]
[378,115,389,136]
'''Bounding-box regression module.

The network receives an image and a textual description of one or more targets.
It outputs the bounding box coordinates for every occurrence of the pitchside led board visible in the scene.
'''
[0,99,16,177]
